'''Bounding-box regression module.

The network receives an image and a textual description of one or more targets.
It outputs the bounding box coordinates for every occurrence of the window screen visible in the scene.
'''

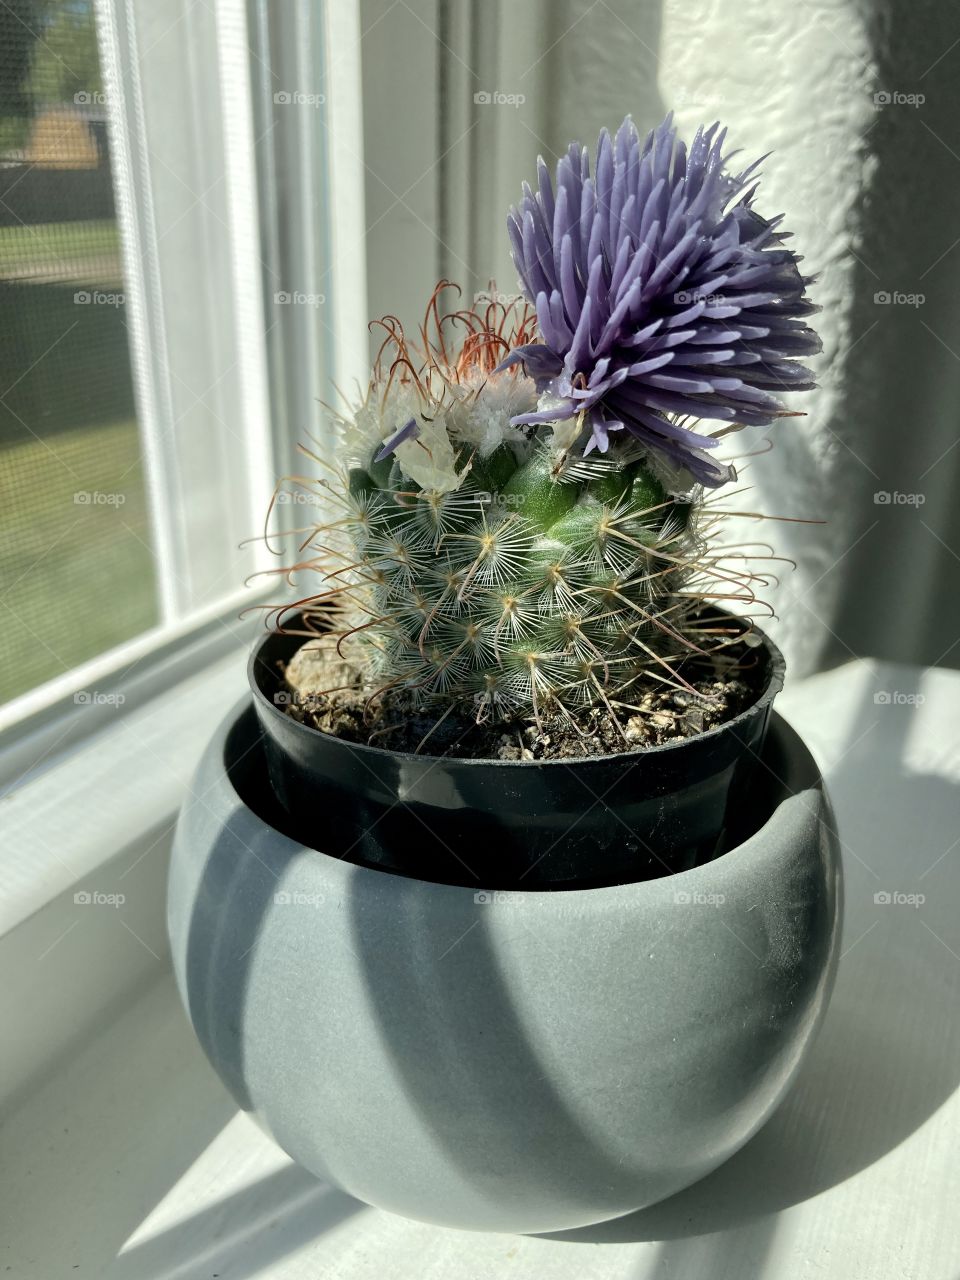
[0,0,157,704]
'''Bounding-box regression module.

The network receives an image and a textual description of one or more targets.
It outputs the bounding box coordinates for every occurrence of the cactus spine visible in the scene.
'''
[339,443,699,726]
[268,291,765,735]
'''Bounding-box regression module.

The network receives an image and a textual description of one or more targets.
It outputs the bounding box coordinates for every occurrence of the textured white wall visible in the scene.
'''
[661,0,960,676]
[360,0,960,676]
[661,1,878,677]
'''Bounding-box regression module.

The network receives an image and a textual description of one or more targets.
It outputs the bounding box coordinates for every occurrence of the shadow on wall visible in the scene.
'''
[815,0,960,670]
[465,0,668,302]
[360,0,666,340]
[364,0,960,671]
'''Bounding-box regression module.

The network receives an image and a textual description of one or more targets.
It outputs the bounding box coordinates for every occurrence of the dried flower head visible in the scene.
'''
[344,282,539,492]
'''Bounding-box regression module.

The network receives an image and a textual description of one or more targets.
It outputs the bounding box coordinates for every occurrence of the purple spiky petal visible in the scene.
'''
[502,114,821,486]
[375,416,419,462]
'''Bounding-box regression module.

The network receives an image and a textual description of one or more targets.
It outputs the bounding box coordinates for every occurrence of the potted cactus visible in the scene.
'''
[169,115,843,1233]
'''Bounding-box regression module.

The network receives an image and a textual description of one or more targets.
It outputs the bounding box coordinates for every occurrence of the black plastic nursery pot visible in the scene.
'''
[248,612,786,889]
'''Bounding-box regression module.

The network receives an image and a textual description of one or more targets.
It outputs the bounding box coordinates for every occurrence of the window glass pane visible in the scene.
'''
[0,0,157,703]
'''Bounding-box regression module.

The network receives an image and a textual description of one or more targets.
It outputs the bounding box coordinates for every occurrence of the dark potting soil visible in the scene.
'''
[276,632,767,761]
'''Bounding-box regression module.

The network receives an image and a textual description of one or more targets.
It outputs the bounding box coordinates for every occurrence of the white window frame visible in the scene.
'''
[1,3,368,1093]
[0,0,367,792]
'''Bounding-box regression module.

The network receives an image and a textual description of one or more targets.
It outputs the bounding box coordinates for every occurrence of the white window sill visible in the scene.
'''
[0,644,249,1113]
[3,658,960,1275]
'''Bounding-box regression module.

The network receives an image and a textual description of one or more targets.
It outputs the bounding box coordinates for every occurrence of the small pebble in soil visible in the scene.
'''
[279,635,764,761]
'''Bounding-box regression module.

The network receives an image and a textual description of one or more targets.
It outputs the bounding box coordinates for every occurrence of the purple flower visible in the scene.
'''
[375,416,419,462]
[499,114,821,486]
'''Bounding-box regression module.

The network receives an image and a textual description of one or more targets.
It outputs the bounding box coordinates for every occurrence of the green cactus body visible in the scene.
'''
[338,446,701,724]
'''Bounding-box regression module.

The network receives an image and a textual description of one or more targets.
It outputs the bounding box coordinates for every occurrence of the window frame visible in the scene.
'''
[0,0,367,791]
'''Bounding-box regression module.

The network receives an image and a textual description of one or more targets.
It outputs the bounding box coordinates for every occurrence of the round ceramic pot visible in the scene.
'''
[168,699,842,1235]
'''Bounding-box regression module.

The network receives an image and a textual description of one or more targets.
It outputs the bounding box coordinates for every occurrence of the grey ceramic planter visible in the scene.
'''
[168,699,842,1235]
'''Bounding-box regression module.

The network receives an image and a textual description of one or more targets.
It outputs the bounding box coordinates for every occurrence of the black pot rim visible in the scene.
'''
[220,701,823,893]
[248,609,786,770]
